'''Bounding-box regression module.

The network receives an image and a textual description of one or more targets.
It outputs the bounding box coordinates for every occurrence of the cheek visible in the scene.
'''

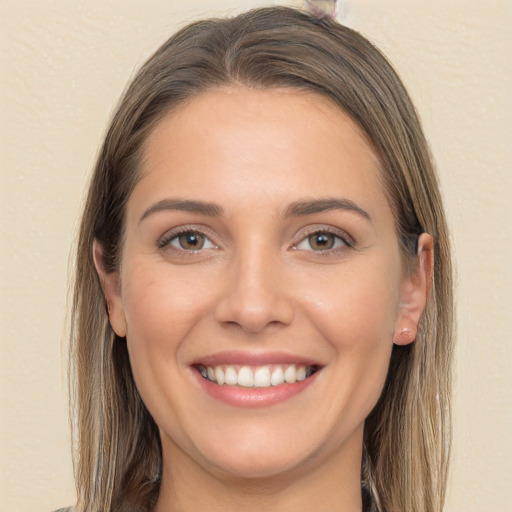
[301,258,400,415]
[120,262,213,380]
[306,259,400,350]
[119,262,218,438]
[123,260,209,334]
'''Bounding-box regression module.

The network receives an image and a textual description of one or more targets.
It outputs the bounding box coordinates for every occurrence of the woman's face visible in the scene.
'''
[98,87,429,483]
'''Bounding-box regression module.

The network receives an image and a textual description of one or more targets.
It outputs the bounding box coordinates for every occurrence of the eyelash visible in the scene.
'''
[157,225,218,253]
[157,225,354,255]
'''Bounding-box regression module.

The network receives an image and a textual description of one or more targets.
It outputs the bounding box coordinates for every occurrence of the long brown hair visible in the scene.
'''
[70,7,453,511]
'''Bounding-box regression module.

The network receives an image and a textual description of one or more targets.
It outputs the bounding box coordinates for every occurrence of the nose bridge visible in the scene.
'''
[214,237,294,333]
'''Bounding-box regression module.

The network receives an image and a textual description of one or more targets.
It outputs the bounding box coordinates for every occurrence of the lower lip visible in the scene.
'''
[194,369,319,408]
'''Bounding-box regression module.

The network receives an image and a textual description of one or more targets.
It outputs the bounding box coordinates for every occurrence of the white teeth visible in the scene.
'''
[214,366,225,385]
[237,366,254,387]
[270,366,285,386]
[284,364,297,383]
[224,366,238,386]
[254,367,271,387]
[296,366,306,381]
[199,364,316,388]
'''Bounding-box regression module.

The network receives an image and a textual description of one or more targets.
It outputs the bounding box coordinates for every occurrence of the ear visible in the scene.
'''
[393,233,434,346]
[92,240,127,338]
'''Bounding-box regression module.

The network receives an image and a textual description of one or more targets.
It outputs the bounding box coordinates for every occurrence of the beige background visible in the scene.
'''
[1,0,511,510]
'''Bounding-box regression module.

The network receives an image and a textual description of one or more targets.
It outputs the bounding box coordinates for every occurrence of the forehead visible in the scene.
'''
[131,86,391,224]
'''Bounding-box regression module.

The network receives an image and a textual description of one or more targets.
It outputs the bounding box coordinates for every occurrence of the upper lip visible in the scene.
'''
[191,350,322,367]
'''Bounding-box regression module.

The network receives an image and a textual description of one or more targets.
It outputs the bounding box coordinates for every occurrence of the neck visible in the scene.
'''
[153,428,364,512]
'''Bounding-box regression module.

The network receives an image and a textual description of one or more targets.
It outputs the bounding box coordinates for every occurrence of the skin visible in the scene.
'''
[95,87,432,512]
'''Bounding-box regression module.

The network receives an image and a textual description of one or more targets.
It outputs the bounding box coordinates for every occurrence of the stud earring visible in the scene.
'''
[393,326,416,346]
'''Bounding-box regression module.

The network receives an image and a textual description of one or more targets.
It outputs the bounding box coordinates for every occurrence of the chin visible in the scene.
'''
[206,450,308,481]
[188,423,334,481]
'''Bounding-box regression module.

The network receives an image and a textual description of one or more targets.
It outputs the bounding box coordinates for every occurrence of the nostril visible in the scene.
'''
[214,297,292,331]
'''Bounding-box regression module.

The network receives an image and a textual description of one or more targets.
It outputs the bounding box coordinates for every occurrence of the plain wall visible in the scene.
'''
[1,0,510,510]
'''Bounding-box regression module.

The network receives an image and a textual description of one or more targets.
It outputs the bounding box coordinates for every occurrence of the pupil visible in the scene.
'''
[180,233,203,250]
[310,233,334,250]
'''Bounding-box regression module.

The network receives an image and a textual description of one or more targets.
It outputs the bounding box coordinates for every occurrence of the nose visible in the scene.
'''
[213,247,294,335]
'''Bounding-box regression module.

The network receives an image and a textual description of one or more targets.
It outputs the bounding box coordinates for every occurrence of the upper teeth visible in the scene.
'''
[198,364,313,388]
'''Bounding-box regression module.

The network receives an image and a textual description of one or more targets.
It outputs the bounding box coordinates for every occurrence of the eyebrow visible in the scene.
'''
[285,197,371,221]
[139,197,371,223]
[140,199,224,223]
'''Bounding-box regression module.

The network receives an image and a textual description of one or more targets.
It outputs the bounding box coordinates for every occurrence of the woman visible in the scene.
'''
[68,6,453,512]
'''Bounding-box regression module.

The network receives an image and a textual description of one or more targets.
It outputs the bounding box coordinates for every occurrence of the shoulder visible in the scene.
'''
[53,508,73,512]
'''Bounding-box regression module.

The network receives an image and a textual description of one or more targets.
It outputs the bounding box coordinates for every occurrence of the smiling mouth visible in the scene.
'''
[195,364,320,388]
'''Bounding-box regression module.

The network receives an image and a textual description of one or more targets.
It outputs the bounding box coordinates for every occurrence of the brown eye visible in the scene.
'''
[176,232,205,250]
[158,228,217,253]
[295,230,350,252]
[308,233,336,251]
